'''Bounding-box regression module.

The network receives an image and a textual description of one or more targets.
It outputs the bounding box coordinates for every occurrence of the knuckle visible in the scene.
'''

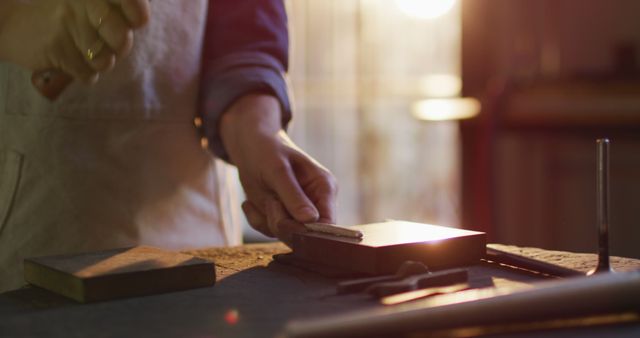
[321,172,339,195]
[267,160,292,180]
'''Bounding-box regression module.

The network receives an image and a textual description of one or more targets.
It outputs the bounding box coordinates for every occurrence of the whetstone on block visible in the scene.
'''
[292,221,486,275]
[24,246,216,303]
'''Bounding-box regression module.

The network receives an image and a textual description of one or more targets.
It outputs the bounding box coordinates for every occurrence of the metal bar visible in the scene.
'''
[592,138,612,274]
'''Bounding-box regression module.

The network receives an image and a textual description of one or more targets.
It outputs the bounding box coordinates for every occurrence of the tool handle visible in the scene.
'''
[31,69,73,101]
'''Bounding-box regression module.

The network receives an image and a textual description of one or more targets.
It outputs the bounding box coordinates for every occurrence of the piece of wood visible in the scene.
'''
[292,221,486,275]
[24,246,216,303]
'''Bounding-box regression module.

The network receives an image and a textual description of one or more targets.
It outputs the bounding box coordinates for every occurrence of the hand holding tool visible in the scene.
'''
[304,223,363,239]
[30,0,151,100]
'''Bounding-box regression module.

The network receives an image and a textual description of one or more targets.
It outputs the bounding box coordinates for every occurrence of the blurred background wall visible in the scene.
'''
[461,0,640,258]
[243,0,640,259]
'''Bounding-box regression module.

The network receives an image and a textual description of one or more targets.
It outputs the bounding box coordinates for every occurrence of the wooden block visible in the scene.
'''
[24,246,216,303]
[292,221,486,275]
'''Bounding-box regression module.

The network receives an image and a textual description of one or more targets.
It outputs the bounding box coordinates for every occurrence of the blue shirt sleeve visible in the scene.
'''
[199,0,291,162]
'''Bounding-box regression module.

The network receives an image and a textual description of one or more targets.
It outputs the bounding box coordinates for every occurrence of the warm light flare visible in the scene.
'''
[412,98,481,121]
[395,0,457,20]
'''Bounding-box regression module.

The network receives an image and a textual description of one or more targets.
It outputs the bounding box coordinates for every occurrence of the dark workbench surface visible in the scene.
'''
[1,243,639,338]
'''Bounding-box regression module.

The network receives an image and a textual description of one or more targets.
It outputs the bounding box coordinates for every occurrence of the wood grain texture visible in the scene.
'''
[24,246,216,303]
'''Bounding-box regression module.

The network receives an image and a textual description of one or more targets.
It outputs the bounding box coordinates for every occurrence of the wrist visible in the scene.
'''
[219,93,283,162]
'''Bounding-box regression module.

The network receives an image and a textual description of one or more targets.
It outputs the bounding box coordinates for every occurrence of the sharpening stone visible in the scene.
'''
[292,221,486,275]
[24,246,216,303]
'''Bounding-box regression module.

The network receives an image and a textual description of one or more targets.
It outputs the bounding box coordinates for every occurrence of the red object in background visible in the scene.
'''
[224,309,239,325]
[31,70,72,101]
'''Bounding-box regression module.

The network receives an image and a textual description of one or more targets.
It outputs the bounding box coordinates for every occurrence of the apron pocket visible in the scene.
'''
[0,150,23,234]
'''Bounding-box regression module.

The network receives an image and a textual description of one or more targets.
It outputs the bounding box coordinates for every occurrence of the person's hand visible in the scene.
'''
[219,94,338,245]
[0,0,150,83]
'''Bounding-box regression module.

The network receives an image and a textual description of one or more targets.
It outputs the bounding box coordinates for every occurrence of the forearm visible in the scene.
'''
[199,0,291,161]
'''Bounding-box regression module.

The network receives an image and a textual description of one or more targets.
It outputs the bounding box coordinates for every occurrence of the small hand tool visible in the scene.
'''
[336,261,429,294]
[380,282,470,305]
[304,223,363,239]
[589,138,614,275]
[366,268,468,298]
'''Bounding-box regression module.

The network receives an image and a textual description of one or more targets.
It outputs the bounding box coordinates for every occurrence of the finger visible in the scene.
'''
[266,162,319,223]
[82,36,117,73]
[315,193,337,224]
[276,219,307,248]
[89,50,117,73]
[242,201,273,238]
[87,2,133,57]
[265,198,288,237]
[54,33,99,83]
[266,199,306,247]
[290,150,338,223]
[85,0,113,32]
[111,0,151,28]
[316,175,339,223]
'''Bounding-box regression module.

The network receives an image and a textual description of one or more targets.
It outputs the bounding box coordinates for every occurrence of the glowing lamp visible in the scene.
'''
[412,97,481,121]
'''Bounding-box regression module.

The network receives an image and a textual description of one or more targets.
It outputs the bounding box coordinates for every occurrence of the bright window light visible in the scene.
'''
[395,0,457,20]
[419,74,462,97]
[413,98,481,121]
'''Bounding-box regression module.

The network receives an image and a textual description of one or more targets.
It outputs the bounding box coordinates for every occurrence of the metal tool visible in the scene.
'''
[589,138,613,275]
[336,261,429,294]
[304,223,363,239]
[366,268,468,298]
[380,282,470,306]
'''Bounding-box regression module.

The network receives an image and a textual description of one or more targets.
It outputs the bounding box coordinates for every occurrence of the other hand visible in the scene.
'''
[0,0,150,83]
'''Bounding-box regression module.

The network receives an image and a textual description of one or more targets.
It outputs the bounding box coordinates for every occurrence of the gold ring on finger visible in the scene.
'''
[96,5,112,29]
[87,39,105,61]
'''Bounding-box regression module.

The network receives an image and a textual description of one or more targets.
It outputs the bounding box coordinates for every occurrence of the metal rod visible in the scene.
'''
[591,138,612,274]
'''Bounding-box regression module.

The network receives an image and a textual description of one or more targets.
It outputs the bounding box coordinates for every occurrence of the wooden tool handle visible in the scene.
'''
[31,69,73,101]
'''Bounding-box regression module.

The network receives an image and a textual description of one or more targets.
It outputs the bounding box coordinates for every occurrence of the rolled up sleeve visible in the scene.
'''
[199,0,291,161]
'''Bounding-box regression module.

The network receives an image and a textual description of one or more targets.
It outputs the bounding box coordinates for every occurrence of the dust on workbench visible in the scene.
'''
[182,242,640,281]
[488,244,640,273]
[183,242,291,280]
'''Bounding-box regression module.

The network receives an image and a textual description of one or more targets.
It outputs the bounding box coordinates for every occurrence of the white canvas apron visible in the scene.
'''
[0,0,242,292]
